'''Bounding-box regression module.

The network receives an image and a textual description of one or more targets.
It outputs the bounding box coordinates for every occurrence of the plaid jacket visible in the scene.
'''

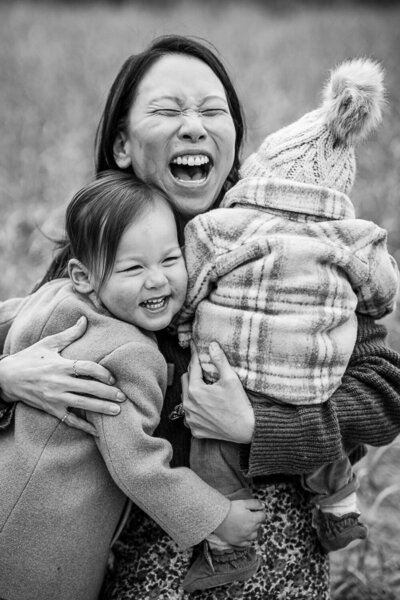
[178,177,399,405]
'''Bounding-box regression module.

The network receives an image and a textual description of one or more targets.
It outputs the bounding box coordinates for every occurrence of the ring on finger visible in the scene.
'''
[60,412,69,424]
[72,360,79,377]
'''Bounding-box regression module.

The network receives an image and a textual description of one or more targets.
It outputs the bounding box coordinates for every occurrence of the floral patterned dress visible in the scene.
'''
[101,479,330,600]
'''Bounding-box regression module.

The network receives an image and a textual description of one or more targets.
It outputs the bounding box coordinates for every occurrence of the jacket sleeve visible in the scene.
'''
[354,229,399,319]
[177,216,217,348]
[241,314,400,477]
[89,340,230,550]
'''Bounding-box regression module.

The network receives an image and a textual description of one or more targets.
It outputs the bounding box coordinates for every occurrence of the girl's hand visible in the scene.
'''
[181,341,255,443]
[0,317,126,436]
[213,499,265,547]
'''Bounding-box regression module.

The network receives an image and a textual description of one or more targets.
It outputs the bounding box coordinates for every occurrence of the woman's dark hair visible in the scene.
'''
[35,171,171,290]
[95,34,245,204]
[38,36,244,289]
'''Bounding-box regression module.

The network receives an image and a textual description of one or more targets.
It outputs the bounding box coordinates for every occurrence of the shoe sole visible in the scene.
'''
[183,557,262,593]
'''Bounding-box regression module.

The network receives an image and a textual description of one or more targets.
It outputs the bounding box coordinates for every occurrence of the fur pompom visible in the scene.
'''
[322,58,385,146]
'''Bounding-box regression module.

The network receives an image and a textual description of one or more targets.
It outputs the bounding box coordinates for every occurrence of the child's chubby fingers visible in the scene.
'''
[243,498,266,513]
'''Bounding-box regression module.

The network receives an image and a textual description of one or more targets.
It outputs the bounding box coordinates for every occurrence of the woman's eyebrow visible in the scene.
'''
[150,94,228,104]
[200,94,229,103]
[150,95,182,103]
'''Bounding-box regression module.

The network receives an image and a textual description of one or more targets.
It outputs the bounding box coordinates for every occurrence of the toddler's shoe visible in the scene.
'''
[312,509,368,552]
[182,541,261,593]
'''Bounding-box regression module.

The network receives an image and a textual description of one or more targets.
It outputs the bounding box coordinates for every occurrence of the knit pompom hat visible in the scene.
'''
[241,58,385,195]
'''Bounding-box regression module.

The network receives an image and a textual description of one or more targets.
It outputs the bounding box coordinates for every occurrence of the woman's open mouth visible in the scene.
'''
[140,296,169,313]
[170,154,212,184]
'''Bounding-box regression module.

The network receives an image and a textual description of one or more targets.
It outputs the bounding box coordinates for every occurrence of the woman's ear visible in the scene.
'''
[113,131,132,169]
[68,259,94,295]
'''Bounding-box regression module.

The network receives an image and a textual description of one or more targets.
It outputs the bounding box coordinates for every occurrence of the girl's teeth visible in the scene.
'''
[142,298,166,310]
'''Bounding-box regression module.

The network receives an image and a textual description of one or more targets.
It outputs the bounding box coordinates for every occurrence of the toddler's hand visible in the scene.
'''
[213,498,265,547]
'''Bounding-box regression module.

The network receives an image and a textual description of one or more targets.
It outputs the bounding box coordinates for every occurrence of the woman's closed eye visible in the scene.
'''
[152,108,227,118]
[154,108,181,117]
[200,108,229,116]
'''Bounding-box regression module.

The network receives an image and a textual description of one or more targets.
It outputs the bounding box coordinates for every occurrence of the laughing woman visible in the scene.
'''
[1,36,400,599]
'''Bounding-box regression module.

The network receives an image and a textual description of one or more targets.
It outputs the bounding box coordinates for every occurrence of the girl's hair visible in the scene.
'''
[35,171,171,290]
[95,34,245,204]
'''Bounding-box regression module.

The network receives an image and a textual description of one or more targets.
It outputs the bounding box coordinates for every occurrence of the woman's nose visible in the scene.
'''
[144,267,168,289]
[178,112,207,142]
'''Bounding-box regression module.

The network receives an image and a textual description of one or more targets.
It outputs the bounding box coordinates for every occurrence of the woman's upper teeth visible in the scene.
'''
[172,155,210,166]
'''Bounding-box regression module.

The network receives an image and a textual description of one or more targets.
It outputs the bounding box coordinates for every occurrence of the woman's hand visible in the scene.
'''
[181,341,255,443]
[0,316,126,436]
[213,499,265,547]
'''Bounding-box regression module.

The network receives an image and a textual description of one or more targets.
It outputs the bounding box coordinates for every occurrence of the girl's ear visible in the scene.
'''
[68,259,94,295]
[113,131,132,169]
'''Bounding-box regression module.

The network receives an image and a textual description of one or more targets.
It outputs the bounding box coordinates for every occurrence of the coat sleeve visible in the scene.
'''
[89,340,230,550]
[177,215,217,348]
[0,297,25,352]
[241,314,400,477]
[0,297,26,422]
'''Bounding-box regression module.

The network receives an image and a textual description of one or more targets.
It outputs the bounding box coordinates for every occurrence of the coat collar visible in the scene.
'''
[221,177,355,221]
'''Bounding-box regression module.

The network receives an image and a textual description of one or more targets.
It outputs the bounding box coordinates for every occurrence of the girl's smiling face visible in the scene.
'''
[114,54,236,219]
[95,195,188,332]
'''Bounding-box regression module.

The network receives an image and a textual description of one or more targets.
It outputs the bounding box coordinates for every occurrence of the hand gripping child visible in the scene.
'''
[178,58,399,592]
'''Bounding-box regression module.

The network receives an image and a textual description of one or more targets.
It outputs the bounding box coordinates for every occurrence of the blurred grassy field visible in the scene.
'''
[1,1,400,597]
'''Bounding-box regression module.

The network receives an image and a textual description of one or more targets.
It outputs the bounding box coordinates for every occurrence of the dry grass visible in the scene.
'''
[330,441,400,599]
[1,2,400,597]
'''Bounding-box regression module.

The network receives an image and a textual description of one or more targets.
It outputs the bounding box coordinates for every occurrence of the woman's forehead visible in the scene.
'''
[135,54,227,103]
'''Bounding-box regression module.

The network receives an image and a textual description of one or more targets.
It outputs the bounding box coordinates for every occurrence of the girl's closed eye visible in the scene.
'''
[119,264,143,274]
[163,252,184,266]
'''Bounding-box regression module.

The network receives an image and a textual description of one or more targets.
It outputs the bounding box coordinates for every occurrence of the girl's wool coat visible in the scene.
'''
[0,279,229,600]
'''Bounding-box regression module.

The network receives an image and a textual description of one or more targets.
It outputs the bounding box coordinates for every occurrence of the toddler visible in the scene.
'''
[0,171,233,600]
[178,59,399,592]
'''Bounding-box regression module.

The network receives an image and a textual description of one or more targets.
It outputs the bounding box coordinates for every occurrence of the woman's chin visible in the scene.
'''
[166,172,219,216]
[169,186,218,216]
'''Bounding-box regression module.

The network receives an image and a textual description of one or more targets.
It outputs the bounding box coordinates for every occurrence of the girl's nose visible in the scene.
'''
[144,267,168,289]
[178,111,207,142]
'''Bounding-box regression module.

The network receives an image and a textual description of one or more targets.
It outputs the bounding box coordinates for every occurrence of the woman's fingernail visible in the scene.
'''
[108,376,116,385]
[209,341,219,354]
[109,405,121,415]
[116,392,126,401]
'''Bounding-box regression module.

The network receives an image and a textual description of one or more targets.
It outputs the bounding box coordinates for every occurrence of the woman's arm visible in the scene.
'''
[0,317,126,436]
[183,315,400,477]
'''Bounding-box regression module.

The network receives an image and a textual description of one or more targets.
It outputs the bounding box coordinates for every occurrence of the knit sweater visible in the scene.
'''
[0,280,229,600]
[178,177,399,405]
[244,314,400,476]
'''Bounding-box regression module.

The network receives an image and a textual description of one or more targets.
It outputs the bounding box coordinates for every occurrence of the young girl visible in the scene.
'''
[0,171,263,600]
